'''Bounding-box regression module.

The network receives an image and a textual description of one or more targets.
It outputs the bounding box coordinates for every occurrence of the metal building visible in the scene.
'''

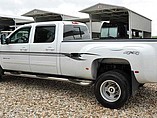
[79,3,152,39]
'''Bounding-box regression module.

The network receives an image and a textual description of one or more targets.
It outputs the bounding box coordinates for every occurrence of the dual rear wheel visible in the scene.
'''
[94,70,131,109]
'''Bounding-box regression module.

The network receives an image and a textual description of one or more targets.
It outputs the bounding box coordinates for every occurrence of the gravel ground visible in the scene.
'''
[0,75,157,118]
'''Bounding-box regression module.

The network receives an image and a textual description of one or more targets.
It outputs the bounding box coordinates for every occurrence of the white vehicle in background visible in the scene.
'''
[0,21,157,109]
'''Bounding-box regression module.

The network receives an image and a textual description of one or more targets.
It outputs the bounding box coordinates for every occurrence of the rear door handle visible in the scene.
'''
[45,47,54,51]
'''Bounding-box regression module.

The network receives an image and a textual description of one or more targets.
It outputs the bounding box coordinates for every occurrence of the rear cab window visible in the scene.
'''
[63,23,90,41]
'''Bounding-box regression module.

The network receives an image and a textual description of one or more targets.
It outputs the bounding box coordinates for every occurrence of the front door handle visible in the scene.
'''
[20,47,27,51]
[20,49,27,51]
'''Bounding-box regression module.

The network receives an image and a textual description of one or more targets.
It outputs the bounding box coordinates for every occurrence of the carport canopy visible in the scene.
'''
[0,15,33,31]
[80,3,152,38]
[22,9,78,22]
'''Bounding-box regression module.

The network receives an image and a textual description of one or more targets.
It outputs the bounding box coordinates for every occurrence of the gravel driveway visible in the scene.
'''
[0,75,157,118]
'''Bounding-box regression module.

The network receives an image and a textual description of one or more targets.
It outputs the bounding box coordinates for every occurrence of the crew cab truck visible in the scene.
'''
[0,21,156,109]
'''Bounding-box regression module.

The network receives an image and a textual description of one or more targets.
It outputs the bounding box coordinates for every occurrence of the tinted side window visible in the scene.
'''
[34,26,55,43]
[63,25,90,40]
[9,27,31,44]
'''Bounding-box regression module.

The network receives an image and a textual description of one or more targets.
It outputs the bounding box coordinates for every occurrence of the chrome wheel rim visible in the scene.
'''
[100,80,121,102]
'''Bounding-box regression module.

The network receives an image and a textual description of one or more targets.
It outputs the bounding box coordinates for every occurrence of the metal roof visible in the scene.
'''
[80,3,126,13]
[22,9,78,22]
[79,3,151,22]
[22,9,61,17]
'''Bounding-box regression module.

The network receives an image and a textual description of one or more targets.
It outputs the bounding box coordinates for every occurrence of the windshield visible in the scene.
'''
[101,27,118,38]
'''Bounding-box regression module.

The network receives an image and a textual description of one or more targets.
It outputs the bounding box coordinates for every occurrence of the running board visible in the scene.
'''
[4,72,93,86]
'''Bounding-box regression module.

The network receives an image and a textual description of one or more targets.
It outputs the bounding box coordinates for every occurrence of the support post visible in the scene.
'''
[128,11,132,39]
[89,14,92,39]
[142,31,144,38]
[13,18,17,29]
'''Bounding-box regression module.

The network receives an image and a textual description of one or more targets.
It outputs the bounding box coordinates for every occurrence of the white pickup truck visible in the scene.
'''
[0,21,156,109]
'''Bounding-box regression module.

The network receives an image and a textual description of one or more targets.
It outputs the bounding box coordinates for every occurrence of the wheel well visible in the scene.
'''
[91,58,131,79]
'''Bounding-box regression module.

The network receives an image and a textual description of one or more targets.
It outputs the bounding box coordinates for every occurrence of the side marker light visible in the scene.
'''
[135,71,139,73]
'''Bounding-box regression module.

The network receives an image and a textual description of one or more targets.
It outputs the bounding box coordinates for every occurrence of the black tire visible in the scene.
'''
[94,70,131,109]
[139,83,144,87]
[0,67,3,82]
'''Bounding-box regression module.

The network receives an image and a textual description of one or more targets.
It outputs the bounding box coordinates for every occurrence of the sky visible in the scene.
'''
[0,0,157,36]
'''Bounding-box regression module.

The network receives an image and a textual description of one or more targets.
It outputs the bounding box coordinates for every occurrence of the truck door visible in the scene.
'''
[1,27,31,72]
[30,25,58,74]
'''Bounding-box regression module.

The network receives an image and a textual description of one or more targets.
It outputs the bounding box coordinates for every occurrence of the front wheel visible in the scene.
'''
[94,71,131,109]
